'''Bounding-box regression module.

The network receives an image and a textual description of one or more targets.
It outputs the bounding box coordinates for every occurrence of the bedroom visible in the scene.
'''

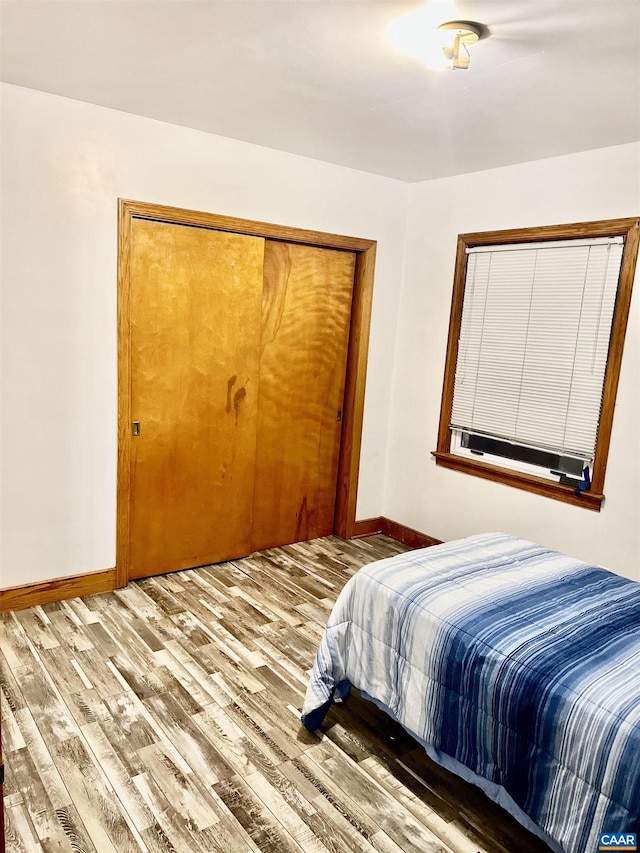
[1,1,639,851]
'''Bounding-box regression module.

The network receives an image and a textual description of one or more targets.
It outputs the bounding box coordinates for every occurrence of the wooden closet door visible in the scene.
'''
[128,219,264,579]
[251,241,356,551]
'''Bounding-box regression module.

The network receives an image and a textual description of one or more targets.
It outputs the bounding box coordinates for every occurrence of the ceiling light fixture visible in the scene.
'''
[437,21,483,70]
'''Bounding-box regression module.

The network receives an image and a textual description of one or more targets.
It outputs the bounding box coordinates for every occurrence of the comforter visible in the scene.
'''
[301,533,640,853]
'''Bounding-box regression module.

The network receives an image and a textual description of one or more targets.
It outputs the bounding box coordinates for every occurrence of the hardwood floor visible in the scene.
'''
[0,535,552,853]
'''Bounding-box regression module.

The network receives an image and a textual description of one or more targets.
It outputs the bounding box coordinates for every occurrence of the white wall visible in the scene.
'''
[3,84,638,589]
[386,143,640,581]
[0,83,409,588]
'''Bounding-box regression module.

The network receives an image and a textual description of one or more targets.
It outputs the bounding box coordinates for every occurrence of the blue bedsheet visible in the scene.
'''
[301,533,640,853]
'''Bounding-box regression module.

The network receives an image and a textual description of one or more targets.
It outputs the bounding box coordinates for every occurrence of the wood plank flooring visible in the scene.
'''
[0,535,553,853]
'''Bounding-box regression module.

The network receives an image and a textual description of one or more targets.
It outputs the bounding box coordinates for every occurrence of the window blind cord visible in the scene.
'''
[513,249,539,444]
[560,246,591,456]
[592,243,613,374]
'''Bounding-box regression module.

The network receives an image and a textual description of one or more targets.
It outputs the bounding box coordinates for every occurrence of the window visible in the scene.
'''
[434,218,639,510]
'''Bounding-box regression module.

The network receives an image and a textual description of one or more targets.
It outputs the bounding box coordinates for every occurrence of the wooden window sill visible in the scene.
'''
[432,451,604,511]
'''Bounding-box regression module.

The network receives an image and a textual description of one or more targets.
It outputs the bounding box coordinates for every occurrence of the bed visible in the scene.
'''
[301,533,640,853]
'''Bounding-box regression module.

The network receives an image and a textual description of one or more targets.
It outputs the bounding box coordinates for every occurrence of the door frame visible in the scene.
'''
[116,198,377,588]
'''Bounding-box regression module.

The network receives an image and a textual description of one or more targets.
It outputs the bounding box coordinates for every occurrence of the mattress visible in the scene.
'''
[301,532,640,853]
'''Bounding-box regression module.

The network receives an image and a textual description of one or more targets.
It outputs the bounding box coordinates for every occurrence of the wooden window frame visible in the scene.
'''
[433,217,639,511]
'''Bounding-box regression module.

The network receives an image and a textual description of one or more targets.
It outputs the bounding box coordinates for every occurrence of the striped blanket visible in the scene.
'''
[301,533,640,853]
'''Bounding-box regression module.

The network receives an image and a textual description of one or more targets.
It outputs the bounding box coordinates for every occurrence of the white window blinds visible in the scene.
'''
[450,237,623,460]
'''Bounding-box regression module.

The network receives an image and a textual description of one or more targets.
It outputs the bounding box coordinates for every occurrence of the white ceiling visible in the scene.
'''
[1,0,639,182]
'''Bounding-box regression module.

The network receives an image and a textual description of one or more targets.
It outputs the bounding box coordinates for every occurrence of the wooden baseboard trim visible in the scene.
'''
[352,517,442,550]
[381,518,442,549]
[0,520,439,613]
[351,517,386,538]
[0,568,116,613]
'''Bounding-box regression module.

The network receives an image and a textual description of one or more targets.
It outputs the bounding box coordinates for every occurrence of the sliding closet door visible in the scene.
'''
[128,219,264,579]
[251,242,355,551]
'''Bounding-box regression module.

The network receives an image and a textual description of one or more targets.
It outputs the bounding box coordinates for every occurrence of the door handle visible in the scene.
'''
[132,421,140,436]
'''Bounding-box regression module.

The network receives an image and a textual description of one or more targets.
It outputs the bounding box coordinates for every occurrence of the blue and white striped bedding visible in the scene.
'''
[301,533,640,853]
